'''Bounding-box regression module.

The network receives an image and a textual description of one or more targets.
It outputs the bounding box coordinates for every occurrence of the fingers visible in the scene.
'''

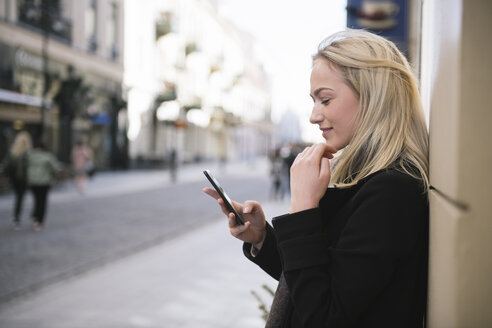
[320,156,331,179]
[227,212,236,228]
[297,145,315,159]
[293,144,328,166]
[204,188,242,212]
[295,143,337,163]
[217,198,233,216]
[313,143,337,159]
[202,187,220,200]
[321,143,337,158]
[228,212,250,237]
[204,188,234,216]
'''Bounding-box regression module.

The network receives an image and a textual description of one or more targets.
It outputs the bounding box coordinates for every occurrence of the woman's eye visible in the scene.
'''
[321,99,331,105]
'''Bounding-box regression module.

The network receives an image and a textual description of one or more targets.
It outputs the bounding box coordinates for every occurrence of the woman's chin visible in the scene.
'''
[323,140,337,149]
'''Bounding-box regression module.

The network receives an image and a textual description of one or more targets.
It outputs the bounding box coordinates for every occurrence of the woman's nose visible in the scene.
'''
[310,105,323,124]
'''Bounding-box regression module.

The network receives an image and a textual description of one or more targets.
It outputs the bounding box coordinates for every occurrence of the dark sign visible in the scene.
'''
[347,0,408,54]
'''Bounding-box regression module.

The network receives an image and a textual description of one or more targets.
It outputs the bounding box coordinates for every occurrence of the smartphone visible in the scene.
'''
[203,169,244,225]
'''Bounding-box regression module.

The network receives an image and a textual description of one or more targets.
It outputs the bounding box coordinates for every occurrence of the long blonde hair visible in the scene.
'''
[10,131,32,157]
[314,29,429,190]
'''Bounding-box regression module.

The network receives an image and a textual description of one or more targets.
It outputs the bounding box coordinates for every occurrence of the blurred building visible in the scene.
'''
[0,0,127,170]
[124,0,272,167]
[279,109,301,144]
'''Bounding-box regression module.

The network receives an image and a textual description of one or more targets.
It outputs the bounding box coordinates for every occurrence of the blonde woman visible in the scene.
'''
[204,29,429,327]
[2,131,32,229]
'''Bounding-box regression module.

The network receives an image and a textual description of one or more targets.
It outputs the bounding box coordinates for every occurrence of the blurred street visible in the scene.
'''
[0,158,288,327]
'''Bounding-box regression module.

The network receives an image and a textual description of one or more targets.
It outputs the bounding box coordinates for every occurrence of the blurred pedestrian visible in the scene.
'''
[204,29,429,326]
[280,143,299,195]
[168,148,178,183]
[1,131,32,229]
[269,147,284,201]
[27,139,58,231]
[71,139,93,193]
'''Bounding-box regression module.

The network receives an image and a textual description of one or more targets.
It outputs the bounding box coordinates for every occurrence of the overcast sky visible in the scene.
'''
[215,0,347,142]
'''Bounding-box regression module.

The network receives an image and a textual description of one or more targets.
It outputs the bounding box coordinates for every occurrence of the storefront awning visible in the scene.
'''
[0,88,51,108]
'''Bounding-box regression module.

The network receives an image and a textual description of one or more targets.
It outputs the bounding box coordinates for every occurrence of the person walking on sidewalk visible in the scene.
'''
[204,29,429,327]
[1,131,32,229]
[269,147,284,201]
[27,139,58,231]
[168,148,178,183]
[71,139,93,193]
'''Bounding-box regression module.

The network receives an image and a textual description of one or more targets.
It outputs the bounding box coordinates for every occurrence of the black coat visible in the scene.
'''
[244,168,428,327]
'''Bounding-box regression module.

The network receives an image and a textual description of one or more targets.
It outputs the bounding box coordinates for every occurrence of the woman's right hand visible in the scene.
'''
[203,188,267,248]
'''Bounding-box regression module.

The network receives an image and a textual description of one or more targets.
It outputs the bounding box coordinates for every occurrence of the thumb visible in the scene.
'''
[243,200,256,214]
[243,200,262,215]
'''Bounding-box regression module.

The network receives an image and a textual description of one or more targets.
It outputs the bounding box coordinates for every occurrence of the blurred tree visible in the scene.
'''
[53,66,90,163]
[109,92,128,169]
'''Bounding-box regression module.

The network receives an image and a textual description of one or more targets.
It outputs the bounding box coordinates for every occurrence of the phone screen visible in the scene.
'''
[203,170,244,225]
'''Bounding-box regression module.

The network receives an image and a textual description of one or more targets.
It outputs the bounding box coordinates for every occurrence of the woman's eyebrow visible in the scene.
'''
[310,87,335,98]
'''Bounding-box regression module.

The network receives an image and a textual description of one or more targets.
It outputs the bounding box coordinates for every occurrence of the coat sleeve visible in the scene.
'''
[273,171,427,326]
[243,223,283,281]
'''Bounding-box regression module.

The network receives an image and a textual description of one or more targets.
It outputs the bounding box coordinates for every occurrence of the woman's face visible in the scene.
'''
[309,59,360,150]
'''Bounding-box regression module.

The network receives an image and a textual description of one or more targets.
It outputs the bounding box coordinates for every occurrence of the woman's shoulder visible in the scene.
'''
[323,166,424,206]
[355,167,428,206]
[361,166,424,188]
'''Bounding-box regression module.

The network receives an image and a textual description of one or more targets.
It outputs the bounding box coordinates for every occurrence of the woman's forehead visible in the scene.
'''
[311,59,344,84]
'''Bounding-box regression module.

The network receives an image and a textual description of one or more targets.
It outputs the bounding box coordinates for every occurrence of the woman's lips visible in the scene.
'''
[321,128,333,138]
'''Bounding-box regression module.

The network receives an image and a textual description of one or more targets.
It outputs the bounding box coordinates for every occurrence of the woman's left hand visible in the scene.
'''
[289,143,337,213]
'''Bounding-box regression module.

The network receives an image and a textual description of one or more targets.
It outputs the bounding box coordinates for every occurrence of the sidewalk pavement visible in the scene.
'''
[0,157,270,212]
[0,158,290,328]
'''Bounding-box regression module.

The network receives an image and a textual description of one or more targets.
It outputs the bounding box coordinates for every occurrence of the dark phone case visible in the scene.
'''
[203,170,244,225]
